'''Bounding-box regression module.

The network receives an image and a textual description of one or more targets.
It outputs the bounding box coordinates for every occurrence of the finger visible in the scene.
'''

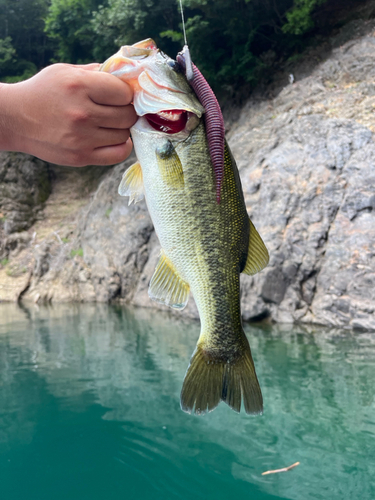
[94,104,137,130]
[74,63,101,71]
[90,138,134,166]
[85,70,133,106]
[92,128,131,149]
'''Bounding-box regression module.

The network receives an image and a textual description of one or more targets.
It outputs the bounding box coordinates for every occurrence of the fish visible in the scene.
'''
[100,39,269,415]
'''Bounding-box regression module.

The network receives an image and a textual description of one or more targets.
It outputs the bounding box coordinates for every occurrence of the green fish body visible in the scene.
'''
[101,39,269,415]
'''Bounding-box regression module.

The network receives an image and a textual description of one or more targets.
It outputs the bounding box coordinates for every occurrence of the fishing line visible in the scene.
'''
[178,0,193,80]
[179,0,188,46]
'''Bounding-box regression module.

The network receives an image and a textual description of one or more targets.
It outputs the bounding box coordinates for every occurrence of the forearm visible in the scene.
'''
[0,82,24,152]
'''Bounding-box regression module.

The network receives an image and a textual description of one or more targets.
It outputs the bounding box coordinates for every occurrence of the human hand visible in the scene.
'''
[0,63,137,166]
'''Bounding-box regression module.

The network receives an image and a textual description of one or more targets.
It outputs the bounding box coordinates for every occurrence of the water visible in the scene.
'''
[1,303,375,500]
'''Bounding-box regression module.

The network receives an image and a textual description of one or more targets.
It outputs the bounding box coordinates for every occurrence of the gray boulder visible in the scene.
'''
[231,115,375,330]
[0,152,50,236]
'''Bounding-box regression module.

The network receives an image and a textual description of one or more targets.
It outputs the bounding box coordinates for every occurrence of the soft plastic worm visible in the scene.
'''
[177,51,225,203]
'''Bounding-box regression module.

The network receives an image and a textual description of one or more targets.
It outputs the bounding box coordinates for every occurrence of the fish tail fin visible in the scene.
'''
[180,333,263,415]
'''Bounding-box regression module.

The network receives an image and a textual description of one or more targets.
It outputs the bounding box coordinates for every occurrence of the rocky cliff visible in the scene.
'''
[1,20,374,330]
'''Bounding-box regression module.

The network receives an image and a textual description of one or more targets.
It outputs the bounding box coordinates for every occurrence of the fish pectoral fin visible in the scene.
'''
[118,161,144,205]
[180,335,263,415]
[155,141,184,189]
[242,218,269,275]
[148,251,190,310]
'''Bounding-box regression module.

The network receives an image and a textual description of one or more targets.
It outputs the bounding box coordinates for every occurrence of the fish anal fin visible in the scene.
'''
[149,251,189,310]
[118,161,144,205]
[242,218,269,276]
[180,337,263,415]
[155,141,184,189]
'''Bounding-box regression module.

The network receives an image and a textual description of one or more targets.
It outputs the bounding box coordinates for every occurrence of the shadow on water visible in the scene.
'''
[0,303,375,499]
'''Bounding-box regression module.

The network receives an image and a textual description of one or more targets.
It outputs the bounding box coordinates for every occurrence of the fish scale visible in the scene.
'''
[135,124,243,329]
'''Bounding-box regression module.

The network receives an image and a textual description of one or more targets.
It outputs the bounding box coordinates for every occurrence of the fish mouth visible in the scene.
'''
[143,109,199,134]
[145,110,187,134]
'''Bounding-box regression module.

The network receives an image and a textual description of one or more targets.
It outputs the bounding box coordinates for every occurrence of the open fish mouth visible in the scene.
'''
[145,109,187,134]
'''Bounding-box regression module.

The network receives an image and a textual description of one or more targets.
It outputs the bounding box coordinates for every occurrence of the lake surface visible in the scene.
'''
[0,303,375,500]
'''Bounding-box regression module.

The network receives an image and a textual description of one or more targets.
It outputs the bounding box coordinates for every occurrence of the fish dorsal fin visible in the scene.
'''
[242,219,269,276]
[118,161,144,205]
[132,38,157,50]
[149,251,190,309]
[155,141,184,189]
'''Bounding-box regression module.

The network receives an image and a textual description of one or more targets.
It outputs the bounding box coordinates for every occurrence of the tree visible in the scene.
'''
[91,0,180,62]
[90,0,331,94]
[0,0,51,81]
[1,0,356,93]
[45,0,104,63]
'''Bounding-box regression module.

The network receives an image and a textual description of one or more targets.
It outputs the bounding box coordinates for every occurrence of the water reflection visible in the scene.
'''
[0,303,375,500]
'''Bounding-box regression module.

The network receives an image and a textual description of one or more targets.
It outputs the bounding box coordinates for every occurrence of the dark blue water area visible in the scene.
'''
[1,303,375,500]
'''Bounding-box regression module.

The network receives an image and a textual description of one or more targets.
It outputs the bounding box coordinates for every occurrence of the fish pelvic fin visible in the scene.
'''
[118,161,144,205]
[149,251,190,310]
[242,218,269,276]
[180,334,263,416]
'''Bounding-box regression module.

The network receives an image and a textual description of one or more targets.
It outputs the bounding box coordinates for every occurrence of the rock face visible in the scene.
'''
[226,23,375,330]
[0,152,50,235]
[232,115,375,330]
[0,21,374,330]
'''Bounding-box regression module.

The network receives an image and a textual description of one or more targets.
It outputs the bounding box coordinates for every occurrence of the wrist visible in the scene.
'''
[0,83,10,150]
[0,83,21,152]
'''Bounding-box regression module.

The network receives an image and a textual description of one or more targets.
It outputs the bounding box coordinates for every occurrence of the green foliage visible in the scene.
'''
[90,0,330,94]
[91,0,180,62]
[70,248,84,258]
[282,0,327,35]
[0,37,16,67]
[0,0,51,80]
[160,30,183,44]
[176,3,264,91]
[0,0,347,94]
[45,0,104,63]
[2,62,38,83]
[0,258,9,267]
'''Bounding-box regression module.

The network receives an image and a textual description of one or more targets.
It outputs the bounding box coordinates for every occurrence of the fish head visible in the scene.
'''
[100,39,205,137]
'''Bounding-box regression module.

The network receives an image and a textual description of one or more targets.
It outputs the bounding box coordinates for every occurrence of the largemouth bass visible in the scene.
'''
[100,39,269,415]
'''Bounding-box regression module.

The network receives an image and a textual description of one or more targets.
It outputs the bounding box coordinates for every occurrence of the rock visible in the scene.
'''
[0,152,50,236]
[75,161,154,303]
[21,159,155,304]
[226,24,375,331]
[231,115,375,331]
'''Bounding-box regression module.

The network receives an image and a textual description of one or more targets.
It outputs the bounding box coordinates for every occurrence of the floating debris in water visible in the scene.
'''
[262,462,300,475]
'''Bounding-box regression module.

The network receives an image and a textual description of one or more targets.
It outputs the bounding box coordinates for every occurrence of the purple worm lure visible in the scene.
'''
[177,46,225,204]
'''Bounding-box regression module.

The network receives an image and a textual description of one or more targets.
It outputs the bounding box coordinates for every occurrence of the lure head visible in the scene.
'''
[176,45,194,82]
[100,39,204,135]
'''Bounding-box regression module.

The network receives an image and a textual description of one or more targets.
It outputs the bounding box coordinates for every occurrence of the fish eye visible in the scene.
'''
[167,60,182,73]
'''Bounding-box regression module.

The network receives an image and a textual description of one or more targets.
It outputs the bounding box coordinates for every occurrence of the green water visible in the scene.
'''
[0,304,375,500]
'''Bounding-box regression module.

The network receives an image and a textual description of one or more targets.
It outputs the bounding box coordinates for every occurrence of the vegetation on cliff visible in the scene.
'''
[0,0,370,93]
